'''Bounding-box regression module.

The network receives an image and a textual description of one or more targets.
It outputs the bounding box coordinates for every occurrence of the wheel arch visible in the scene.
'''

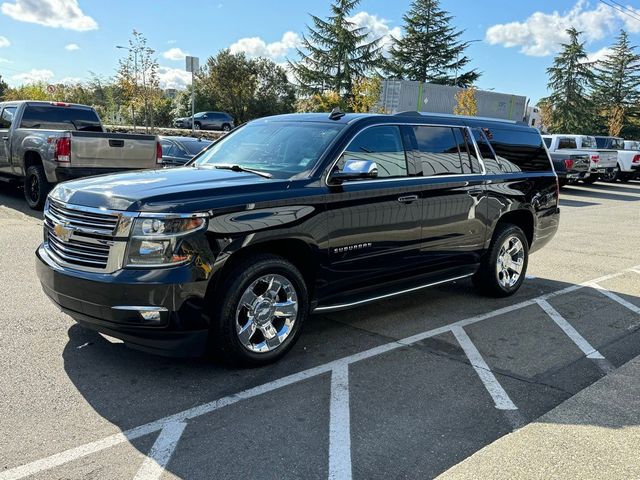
[493,209,535,249]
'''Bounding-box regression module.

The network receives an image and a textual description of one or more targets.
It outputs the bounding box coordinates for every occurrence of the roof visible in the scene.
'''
[159,135,213,142]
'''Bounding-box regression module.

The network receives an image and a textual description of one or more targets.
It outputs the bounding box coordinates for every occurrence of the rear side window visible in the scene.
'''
[0,106,16,129]
[20,105,103,131]
[473,128,502,174]
[412,126,464,176]
[487,128,552,172]
[342,125,408,178]
[543,137,551,148]
[557,137,577,149]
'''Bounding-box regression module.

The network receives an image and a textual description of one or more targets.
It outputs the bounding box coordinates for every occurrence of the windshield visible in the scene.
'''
[181,139,212,155]
[193,121,344,179]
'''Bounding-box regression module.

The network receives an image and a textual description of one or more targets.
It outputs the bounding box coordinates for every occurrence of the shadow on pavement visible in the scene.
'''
[59,275,640,479]
[0,185,43,221]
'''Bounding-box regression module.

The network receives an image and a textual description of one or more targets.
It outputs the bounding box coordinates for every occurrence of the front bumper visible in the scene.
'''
[36,245,210,357]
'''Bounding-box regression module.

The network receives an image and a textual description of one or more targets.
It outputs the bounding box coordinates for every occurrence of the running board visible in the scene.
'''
[313,273,474,313]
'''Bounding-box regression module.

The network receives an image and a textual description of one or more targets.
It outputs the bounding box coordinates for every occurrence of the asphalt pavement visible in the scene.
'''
[0,180,639,480]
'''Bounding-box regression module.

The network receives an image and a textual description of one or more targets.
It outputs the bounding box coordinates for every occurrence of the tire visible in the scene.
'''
[221,123,231,132]
[558,179,568,188]
[209,254,309,367]
[582,174,598,184]
[473,223,529,298]
[600,166,620,183]
[194,122,201,130]
[24,165,50,210]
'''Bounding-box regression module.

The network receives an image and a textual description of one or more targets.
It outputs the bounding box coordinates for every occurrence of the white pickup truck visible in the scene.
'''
[594,136,640,182]
[542,134,618,184]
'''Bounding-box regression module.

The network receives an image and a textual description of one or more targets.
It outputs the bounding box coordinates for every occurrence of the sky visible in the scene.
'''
[1,0,640,104]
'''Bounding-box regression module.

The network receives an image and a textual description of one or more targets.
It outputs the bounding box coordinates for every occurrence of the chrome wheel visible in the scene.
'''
[496,236,525,289]
[235,274,298,353]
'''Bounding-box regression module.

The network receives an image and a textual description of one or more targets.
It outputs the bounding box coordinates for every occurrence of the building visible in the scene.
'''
[377,80,528,122]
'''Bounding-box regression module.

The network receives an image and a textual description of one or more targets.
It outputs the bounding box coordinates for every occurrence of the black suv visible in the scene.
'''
[36,112,560,366]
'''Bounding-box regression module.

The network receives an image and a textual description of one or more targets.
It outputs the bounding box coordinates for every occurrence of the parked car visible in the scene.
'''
[36,111,559,366]
[159,136,213,166]
[0,101,162,209]
[542,134,617,184]
[548,151,590,186]
[173,111,235,131]
[594,136,640,182]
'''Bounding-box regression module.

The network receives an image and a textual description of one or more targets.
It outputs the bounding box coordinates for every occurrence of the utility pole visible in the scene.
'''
[185,56,199,136]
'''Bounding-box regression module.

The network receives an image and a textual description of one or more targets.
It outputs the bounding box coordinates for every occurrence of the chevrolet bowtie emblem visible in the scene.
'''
[53,223,74,242]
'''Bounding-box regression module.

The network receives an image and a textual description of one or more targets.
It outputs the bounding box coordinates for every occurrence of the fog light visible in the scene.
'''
[140,310,163,323]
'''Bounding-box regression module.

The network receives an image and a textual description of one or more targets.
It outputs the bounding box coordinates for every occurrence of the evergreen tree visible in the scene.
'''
[0,75,7,99]
[289,0,382,99]
[386,0,479,87]
[544,28,596,134]
[591,29,640,137]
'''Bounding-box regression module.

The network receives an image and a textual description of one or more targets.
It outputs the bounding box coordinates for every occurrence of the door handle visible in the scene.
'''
[397,195,418,204]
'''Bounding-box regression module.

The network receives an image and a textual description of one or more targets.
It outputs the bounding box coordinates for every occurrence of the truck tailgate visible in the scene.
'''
[69,131,158,170]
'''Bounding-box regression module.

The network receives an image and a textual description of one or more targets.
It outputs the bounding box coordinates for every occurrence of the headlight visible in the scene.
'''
[126,216,207,267]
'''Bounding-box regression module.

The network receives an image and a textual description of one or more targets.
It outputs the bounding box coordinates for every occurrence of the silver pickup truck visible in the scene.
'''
[0,101,161,209]
[542,134,617,184]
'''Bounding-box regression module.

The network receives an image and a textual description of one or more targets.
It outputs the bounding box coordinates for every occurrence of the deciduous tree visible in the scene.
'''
[453,87,477,116]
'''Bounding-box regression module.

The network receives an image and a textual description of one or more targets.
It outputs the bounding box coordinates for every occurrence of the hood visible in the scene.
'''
[49,166,289,213]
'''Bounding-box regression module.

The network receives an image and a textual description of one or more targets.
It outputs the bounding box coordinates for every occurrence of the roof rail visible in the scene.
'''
[393,110,522,125]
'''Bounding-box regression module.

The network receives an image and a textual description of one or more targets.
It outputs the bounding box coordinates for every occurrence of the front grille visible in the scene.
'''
[43,200,134,272]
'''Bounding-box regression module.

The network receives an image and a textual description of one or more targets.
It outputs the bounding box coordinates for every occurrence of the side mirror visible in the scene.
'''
[330,159,378,183]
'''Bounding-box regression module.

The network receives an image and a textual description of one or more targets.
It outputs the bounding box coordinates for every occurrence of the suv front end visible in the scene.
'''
[36,196,214,356]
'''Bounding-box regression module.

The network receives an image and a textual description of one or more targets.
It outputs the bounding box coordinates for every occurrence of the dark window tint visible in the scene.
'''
[160,140,178,157]
[342,125,407,178]
[473,128,502,174]
[488,128,552,172]
[20,105,102,131]
[582,136,597,148]
[0,106,16,129]
[452,128,474,173]
[543,137,551,148]
[412,126,463,176]
[180,139,212,155]
[557,137,577,149]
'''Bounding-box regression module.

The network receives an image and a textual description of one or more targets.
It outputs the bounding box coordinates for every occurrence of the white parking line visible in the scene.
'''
[537,299,604,359]
[134,421,187,480]
[2,265,639,480]
[328,365,352,480]
[588,282,640,315]
[451,326,517,410]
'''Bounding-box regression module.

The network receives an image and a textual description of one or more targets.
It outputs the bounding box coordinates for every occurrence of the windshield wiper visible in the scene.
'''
[213,164,273,179]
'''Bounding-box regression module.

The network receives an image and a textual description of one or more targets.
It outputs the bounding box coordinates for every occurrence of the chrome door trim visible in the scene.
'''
[313,273,473,312]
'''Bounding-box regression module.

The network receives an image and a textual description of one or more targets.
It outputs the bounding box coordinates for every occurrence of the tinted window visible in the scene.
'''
[543,137,551,148]
[452,128,475,173]
[473,128,502,174]
[0,106,16,129]
[487,128,551,172]
[160,140,178,157]
[180,139,212,155]
[611,138,624,149]
[195,121,343,179]
[413,126,463,176]
[20,105,102,131]
[582,136,597,148]
[558,137,577,149]
[341,125,407,178]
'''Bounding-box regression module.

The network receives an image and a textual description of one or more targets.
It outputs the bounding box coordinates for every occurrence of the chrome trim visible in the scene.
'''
[112,306,169,312]
[313,273,474,312]
[324,122,488,187]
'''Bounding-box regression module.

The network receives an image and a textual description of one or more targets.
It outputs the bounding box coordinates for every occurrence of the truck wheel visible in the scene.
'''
[582,175,598,184]
[473,223,529,298]
[194,122,201,130]
[24,165,51,210]
[210,254,309,367]
[222,123,231,132]
[600,167,619,182]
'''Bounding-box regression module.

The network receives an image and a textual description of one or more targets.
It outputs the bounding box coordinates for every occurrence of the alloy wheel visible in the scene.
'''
[496,236,525,289]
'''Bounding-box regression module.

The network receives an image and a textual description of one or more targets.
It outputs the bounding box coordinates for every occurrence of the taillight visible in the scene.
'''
[591,155,600,163]
[156,141,163,164]
[55,137,71,163]
[563,159,574,170]
[50,102,69,107]
[633,154,640,164]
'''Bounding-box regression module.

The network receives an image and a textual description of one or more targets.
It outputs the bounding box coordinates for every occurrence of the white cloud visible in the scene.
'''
[158,66,191,90]
[229,31,301,59]
[347,11,401,54]
[12,68,54,84]
[0,57,10,63]
[59,76,83,84]
[163,47,188,61]
[484,1,627,56]
[1,0,97,31]
[64,43,79,51]
[0,36,9,47]
[584,46,613,63]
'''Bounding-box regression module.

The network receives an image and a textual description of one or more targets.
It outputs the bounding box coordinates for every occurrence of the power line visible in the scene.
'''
[608,0,640,22]
[599,0,640,23]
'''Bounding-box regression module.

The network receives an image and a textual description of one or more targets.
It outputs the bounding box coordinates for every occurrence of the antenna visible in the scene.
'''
[329,108,346,120]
